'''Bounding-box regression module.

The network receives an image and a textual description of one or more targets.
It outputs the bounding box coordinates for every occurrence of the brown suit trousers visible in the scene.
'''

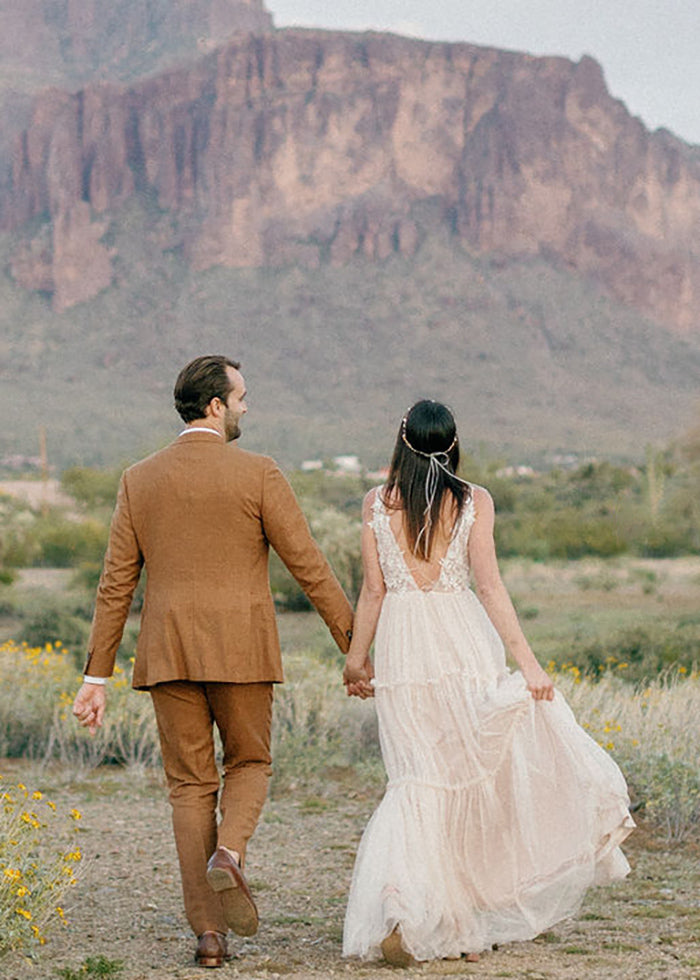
[85,432,353,934]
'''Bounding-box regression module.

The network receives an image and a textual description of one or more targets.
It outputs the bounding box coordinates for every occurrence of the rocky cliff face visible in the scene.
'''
[0,0,272,84]
[2,28,699,329]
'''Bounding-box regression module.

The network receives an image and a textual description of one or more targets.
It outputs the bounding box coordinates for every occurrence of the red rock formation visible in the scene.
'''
[2,29,699,328]
[0,0,272,83]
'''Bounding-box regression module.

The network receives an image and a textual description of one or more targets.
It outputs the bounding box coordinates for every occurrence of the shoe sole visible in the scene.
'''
[195,955,224,968]
[206,866,259,937]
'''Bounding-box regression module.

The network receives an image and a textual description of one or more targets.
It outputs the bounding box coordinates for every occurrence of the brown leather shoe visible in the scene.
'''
[206,847,259,937]
[381,926,416,967]
[195,931,229,968]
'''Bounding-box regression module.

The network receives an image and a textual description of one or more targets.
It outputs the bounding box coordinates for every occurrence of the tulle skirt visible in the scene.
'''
[342,590,634,961]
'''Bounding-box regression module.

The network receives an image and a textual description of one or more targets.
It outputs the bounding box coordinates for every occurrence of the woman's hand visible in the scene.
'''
[343,656,375,698]
[522,663,554,701]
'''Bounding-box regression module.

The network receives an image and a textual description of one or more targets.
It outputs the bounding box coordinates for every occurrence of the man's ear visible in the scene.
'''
[206,396,223,419]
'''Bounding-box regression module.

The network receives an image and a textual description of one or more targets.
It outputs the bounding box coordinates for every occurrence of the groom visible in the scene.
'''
[73,355,356,967]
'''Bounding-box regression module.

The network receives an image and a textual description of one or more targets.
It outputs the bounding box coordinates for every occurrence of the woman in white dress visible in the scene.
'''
[342,400,634,966]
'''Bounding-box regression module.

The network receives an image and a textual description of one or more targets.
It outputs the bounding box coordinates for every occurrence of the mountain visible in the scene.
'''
[0,1,272,189]
[2,221,700,471]
[0,0,272,87]
[2,27,699,330]
[1,5,699,469]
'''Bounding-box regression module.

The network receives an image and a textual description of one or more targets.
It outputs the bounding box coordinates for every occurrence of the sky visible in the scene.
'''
[268,0,700,146]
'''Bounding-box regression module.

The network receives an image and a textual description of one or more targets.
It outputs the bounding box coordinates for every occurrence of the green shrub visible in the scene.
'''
[269,504,362,608]
[559,669,700,843]
[60,468,121,512]
[309,508,362,602]
[57,956,125,979]
[0,497,41,568]
[544,512,627,559]
[34,519,108,568]
[269,552,311,611]
[562,623,700,684]
[0,774,83,956]
[17,599,91,658]
[638,521,694,558]
[497,511,627,560]
[626,753,700,842]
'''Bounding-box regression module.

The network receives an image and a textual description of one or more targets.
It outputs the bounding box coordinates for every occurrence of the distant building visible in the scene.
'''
[333,455,361,474]
[300,459,323,471]
[496,465,536,478]
[0,454,43,472]
[0,479,72,510]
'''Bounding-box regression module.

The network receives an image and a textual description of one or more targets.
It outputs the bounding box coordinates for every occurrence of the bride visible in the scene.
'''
[342,400,634,966]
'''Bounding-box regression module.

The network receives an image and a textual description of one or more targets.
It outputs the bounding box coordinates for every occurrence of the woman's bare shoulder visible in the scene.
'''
[363,485,383,505]
[361,485,384,517]
[469,484,494,518]
[469,483,492,502]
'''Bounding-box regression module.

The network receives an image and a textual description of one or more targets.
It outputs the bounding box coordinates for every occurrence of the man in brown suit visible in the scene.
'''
[72,355,357,968]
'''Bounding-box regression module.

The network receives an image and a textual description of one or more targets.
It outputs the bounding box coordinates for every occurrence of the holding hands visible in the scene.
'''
[343,655,375,699]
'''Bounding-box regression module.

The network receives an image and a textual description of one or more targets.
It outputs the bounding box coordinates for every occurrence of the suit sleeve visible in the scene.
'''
[261,462,354,653]
[84,472,144,678]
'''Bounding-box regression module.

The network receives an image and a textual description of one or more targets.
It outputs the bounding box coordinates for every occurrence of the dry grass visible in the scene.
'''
[1,762,699,980]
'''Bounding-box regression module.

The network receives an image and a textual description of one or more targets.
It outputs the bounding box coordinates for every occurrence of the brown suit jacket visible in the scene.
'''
[85,431,354,689]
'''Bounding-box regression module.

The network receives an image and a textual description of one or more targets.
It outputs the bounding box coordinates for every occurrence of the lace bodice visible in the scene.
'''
[370,488,475,594]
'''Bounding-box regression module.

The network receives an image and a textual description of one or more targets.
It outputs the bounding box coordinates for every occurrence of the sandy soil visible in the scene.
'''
[3,762,700,980]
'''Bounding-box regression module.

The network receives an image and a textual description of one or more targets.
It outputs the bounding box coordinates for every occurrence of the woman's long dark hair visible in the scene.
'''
[383,400,470,560]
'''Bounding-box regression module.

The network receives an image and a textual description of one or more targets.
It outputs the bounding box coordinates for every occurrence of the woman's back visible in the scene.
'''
[372,486,474,594]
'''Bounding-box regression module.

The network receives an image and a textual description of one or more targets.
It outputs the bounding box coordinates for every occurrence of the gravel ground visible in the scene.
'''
[3,763,700,980]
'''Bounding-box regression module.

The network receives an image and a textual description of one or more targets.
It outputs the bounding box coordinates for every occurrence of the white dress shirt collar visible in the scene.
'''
[178,426,222,438]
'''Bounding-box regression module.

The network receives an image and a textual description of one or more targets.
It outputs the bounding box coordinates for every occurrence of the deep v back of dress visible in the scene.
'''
[370,486,475,594]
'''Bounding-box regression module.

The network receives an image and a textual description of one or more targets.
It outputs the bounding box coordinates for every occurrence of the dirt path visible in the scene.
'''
[4,763,700,980]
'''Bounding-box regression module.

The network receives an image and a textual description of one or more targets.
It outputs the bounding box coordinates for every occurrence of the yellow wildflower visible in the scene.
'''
[16,908,32,920]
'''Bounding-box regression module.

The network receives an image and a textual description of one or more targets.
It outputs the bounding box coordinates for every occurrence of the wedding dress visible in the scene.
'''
[343,489,634,962]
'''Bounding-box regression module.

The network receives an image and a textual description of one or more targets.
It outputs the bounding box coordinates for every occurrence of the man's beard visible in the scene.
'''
[224,410,241,442]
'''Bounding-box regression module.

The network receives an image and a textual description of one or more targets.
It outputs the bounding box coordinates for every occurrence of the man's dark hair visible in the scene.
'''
[174,355,241,423]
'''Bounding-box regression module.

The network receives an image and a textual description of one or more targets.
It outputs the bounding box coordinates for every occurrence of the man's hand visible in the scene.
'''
[72,682,106,735]
[343,656,375,699]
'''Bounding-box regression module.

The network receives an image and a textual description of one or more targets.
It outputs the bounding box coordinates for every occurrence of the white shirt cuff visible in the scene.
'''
[83,675,108,685]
